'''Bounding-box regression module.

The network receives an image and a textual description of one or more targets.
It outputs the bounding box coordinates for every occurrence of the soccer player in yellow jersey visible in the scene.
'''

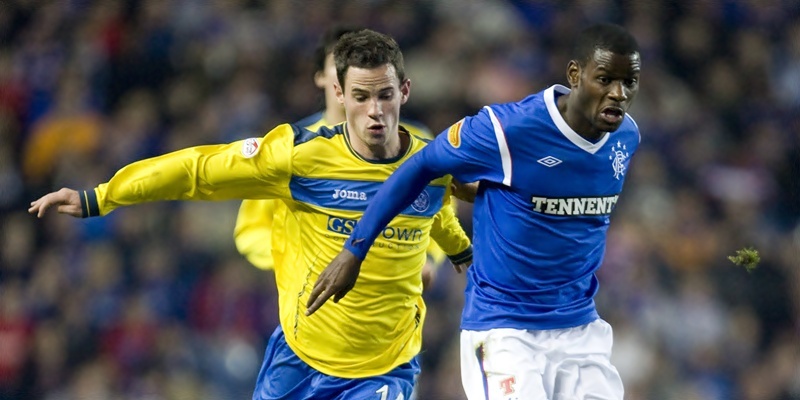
[234,26,450,288]
[30,29,472,400]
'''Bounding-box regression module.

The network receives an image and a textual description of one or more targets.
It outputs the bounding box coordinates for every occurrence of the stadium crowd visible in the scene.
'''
[0,1,798,399]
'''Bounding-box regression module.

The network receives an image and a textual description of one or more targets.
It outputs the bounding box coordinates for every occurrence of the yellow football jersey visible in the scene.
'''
[80,123,472,378]
[234,112,448,270]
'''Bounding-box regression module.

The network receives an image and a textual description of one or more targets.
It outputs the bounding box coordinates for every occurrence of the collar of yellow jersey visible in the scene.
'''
[342,123,413,165]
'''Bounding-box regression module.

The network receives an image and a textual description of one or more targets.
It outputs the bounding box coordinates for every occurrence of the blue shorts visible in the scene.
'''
[252,326,420,400]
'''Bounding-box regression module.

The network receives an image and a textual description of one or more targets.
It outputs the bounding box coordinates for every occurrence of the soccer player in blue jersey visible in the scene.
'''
[30,29,473,400]
[308,23,642,399]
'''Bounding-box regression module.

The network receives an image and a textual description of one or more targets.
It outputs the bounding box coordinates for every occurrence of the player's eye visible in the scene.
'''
[598,76,611,85]
[377,90,394,100]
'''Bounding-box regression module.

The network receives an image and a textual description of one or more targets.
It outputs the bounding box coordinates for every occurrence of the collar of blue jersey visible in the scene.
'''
[544,84,611,155]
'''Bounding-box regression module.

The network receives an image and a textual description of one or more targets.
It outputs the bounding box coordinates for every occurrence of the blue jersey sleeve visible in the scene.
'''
[423,107,509,185]
[344,109,504,260]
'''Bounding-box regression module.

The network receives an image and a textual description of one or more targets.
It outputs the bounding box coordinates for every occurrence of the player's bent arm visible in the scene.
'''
[342,111,502,258]
[429,192,473,272]
[307,149,459,314]
[307,116,500,313]
[343,149,449,260]
[341,117,493,260]
[424,199,455,266]
[423,240,447,267]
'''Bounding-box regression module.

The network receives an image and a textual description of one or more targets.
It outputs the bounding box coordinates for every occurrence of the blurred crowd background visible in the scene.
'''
[0,0,798,399]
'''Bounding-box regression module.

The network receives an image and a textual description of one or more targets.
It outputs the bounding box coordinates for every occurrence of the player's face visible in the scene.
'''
[568,49,640,137]
[315,53,340,109]
[316,53,338,89]
[336,63,409,149]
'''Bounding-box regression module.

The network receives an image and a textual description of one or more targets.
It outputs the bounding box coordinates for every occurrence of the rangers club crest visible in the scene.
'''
[609,141,629,180]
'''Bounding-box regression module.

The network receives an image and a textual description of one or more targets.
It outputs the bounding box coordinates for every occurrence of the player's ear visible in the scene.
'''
[334,82,345,104]
[314,70,327,89]
[566,60,581,88]
[399,78,410,105]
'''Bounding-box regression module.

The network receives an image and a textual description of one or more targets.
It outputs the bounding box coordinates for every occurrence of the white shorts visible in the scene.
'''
[460,319,624,400]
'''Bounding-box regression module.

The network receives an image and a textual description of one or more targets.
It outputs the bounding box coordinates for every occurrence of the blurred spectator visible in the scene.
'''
[2,1,798,399]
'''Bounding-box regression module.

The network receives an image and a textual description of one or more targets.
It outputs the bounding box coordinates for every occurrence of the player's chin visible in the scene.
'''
[366,133,387,144]
[597,112,625,132]
[596,119,623,133]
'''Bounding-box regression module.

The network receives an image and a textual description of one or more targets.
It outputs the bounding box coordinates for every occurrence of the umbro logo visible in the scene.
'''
[537,156,562,167]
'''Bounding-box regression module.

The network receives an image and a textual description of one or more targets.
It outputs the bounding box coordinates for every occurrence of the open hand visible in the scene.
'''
[306,249,362,316]
[28,188,82,218]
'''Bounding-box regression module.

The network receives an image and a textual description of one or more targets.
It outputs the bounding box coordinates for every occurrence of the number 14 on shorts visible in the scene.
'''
[376,385,404,400]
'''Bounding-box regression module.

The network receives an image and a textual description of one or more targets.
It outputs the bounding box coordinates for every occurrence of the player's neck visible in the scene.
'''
[325,105,346,125]
[348,128,407,161]
[557,93,605,142]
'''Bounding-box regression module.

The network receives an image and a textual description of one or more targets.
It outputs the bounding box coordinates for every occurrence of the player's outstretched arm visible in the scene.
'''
[306,248,362,315]
[306,118,490,313]
[29,188,82,218]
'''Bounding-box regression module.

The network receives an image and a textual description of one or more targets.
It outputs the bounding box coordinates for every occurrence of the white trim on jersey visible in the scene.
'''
[625,114,642,144]
[484,106,512,186]
[544,85,611,155]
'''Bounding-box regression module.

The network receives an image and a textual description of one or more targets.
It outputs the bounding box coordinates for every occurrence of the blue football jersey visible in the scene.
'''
[346,84,640,330]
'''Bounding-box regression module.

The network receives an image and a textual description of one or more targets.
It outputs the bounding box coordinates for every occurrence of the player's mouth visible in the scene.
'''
[367,124,385,135]
[599,106,624,126]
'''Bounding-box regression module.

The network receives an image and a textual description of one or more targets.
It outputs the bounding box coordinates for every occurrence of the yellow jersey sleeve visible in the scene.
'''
[232,115,338,271]
[430,188,472,264]
[82,124,295,216]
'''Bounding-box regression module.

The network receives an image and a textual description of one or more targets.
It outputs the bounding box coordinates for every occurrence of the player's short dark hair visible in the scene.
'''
[313,25,363,74]
[572,23,639,66]
[333,29,406,88]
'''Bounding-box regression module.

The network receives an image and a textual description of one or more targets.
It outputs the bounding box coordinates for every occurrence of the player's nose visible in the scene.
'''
[367,99,383,118]
[608,81,627,102]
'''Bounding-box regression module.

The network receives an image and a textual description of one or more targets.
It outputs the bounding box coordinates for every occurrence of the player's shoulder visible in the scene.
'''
[293,111,325,131]
[622,113,640,132]
[288,122,345,146]
[615,111,640,137]
[620,113,642,145]
[485,89,546,119]
[471,90,547,137]
[399,117,433,140]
